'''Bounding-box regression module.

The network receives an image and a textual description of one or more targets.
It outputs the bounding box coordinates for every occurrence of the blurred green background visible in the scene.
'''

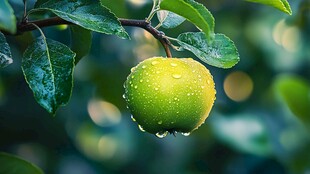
[1,0,310,173]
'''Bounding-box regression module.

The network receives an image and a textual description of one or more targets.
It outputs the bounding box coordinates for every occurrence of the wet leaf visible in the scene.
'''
[246,0,292,15]
[22,36,76,115]
[33,0,129,39]
[274,75,310,124]
[0,32,13,68]
[0,152,43,174]
[160,0,215,39]
[177,32,239,68]
[70,26,92,63]
[0,0,16,34]
[157,10,186,29]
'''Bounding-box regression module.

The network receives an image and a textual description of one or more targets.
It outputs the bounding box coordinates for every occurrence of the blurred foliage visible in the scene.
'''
[1,0,310,174]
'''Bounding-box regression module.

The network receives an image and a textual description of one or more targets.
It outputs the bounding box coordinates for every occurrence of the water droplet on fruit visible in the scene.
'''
[158,120,163,124]
[155,87,159,91]
[155,131,168,138]
[174,97,178,101]
[138,125,146,132]
[131,76,135,79]
[181,132,191,136]
[187,93,191,96]
[134,85,138,89]
[142,65,146,69]
[152,61,159,65]
[131,115,136,122]
[140,80,143,82]
[122,94,126,99]
[170,63,177,67]
[172,74,182,79]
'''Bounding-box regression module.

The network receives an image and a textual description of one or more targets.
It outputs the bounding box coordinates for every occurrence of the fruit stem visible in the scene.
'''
[3,17,172,58]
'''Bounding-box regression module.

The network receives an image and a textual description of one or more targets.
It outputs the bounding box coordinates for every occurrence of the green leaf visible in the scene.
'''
[0,32,13,68]
[0,152,44,174]
[177,32,239,68]
[160,0,215,39]
[0,0,16,34]
[22,37,76,115]
[70,26,92,63]
[274,75,310,124]
[33,0,129,39]
[246,0,292,15]
[157,10,186,29]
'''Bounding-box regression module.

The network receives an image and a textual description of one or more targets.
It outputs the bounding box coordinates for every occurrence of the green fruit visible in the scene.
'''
[124,57,216,138]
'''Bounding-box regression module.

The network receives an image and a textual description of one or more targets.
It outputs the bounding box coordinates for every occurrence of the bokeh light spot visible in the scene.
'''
[127,0,147,7]
[87,99,121,127]
[273,19,301,53]
[76,124,119,161]
[281,26,301,53]
[224,71,254,102]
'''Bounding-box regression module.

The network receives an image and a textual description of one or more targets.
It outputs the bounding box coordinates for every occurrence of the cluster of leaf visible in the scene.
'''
[0,0,291,116]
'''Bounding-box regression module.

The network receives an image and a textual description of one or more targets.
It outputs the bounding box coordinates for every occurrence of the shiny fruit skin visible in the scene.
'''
[124,57,216,136]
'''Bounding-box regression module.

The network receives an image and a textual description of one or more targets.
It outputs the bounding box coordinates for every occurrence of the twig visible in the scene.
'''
[3,17,172,58]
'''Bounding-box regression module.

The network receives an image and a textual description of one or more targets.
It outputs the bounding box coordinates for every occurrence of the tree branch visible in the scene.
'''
[5,17,172,58]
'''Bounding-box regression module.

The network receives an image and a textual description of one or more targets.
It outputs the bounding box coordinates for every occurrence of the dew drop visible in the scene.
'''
[134,85,138,89]
[142,65,146,69]
[155,131,168,138]
[170,62,177,67]
[181,132,191,136]
[158,120,163,124]
[152,61,159,65]
[138,125,146,132]
[172,74,182,79]
[131,115,136,122]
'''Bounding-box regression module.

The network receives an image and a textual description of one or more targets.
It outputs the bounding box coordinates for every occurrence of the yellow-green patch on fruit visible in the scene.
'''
[124,57,216,137]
